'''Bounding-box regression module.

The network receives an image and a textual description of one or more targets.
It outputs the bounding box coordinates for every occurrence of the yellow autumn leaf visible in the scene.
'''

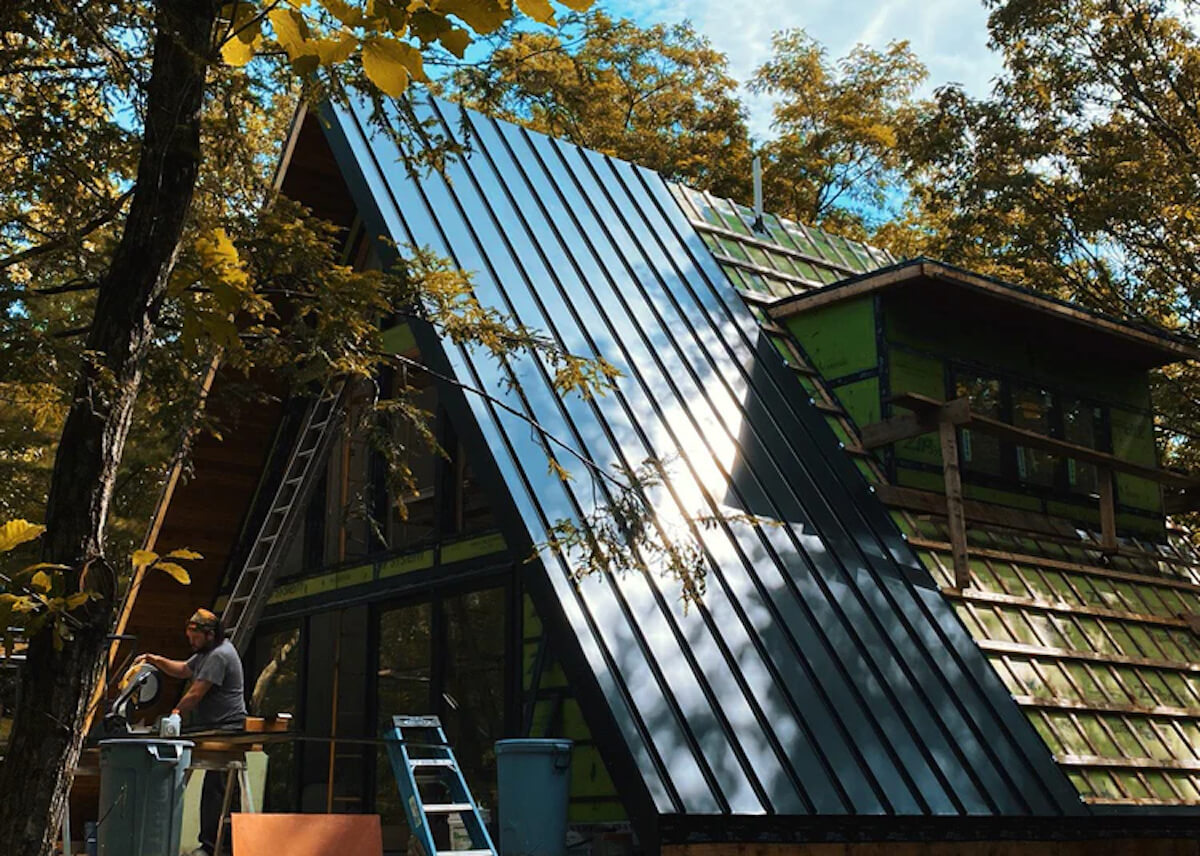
[362,38,423,96]
[65,592,93,610]
[314,33,357,65]
[221,32,260,66]
[515,0,556,25]
[435,0,510,35]
[132,550,158,573]
[319,0,369,27]
[196,228,249,292]
[268,7,310,60]
[155,562,192,585]
[439,27,471,58]
[0,520,45,553]
[554,0,593,10]
[30,571,51,594]
[165,548,204,560]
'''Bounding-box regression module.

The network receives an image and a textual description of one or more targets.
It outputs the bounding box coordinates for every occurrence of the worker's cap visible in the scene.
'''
[187,608,218,630]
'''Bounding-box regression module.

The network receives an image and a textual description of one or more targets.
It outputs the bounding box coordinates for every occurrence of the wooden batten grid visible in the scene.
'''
[862,392,1200,583]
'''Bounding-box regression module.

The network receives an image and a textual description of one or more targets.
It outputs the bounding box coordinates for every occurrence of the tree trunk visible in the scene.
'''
[0,3,217,853]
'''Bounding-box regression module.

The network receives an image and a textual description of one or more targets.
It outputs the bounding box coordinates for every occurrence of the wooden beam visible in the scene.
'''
[1011,694,1200,721]
[1056,754,1200,772]
[937,416,971,589]
[908,537,1200,595]
[860,399,969,450]
[1099,467,1118,554]
[890,393,1200,489]
[976,638,1200,673]
[947,588,1194,631]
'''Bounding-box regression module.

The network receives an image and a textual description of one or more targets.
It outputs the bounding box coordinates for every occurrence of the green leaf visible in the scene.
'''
[165,548,204,560]
[132,550,158,574]
[155,562,192,585]
[515,0,556,25]
[362,38,426,96]
[0,520,45,553]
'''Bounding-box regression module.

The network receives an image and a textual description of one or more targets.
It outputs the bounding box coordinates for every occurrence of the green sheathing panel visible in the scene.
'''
[882,294,1164,531]
[522,595,626,824]
[888,502,1200,806]
[782,296,876,380]
[831,377,880,429]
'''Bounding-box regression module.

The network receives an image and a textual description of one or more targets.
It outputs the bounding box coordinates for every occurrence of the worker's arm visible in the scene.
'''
[133,653,193,680]
[172,679,212,716]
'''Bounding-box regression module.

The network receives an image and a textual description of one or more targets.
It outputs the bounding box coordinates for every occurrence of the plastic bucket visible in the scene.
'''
[97,738,193,856]
[495,738,573,856]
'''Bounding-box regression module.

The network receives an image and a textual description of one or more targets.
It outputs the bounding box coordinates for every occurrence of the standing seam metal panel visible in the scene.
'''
[321,95,1084,822]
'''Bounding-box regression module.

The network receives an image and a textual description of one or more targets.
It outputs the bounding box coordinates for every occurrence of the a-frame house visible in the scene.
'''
[108,94,1200,854]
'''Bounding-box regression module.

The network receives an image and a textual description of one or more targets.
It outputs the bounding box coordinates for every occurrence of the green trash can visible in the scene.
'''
[495,738,572,856]
[97,738,193,856]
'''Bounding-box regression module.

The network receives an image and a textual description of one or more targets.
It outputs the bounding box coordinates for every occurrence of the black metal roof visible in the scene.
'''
[317,94,1085,829]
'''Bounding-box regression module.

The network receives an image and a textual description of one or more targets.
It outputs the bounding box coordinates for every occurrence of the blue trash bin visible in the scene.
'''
[97,738,193,856]
[495,738,573,856]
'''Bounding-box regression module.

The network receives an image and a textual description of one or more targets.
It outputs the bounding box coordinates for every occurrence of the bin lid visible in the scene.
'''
[494,738,572,755]
[99,738,195,748]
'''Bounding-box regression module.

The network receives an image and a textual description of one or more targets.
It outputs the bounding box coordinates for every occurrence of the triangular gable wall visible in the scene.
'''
[291,96,1085,832]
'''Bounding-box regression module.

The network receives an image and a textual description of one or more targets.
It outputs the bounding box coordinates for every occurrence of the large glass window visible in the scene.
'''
[442,588,507,813]
[955,372,1004,477]
[1012,384,1056,487]
[1062,397,1102,495]
[375,602,433,850]
[250,624,303,812]
[373,587,508,850]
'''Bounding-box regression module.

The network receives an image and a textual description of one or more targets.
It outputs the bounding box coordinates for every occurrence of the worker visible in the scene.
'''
[134,608,246,856]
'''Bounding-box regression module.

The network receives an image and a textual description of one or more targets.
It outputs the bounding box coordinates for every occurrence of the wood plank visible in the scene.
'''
[232,814,381,856]
[1099,467,1118,553]
[1011,694,1200,720]
[1056,754,1200,772]
[891,393,1199,489]
[947,587,1193,630]
[937,418,970,589]
[908,537,1200,595]
[977,639,1200,674]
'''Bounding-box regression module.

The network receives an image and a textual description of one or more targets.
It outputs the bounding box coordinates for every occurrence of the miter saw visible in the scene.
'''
[101,662,164,737]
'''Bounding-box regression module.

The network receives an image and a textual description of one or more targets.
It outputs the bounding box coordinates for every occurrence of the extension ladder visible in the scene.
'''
[384,715,498,856]
[224,379,348,652]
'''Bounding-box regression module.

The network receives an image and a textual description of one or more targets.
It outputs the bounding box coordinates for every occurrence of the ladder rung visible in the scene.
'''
[410,759,455,768]
[423,803,472,814]
[438,851,493,856]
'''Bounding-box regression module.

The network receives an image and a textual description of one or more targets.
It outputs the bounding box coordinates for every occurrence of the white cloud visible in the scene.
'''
[606,0,1002,139]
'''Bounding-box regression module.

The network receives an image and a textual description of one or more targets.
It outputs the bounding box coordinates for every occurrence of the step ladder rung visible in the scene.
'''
[439,850,494,856]
[422,803,472,814]
[410,759,455,768]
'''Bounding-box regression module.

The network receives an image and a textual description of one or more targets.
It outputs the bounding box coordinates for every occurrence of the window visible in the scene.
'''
[387,371,438,551]
[954,372,1004,477]
[250,624,303,812]
[373,587,509,850]
[1062,397,1102,495]
[946,364,1118,497]
[1012,384,1056,487]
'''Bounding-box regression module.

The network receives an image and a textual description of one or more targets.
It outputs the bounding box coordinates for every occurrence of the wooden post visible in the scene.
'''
[1099,467,1118,554]
[938,416,971,590]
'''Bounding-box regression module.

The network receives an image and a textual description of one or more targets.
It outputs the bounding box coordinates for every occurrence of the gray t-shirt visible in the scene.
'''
[186,639,247,729]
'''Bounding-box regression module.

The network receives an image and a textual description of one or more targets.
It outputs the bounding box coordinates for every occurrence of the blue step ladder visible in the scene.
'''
[384,715,498,856]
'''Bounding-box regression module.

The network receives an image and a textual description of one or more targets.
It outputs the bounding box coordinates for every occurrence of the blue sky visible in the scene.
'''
[602,0,1003,139]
